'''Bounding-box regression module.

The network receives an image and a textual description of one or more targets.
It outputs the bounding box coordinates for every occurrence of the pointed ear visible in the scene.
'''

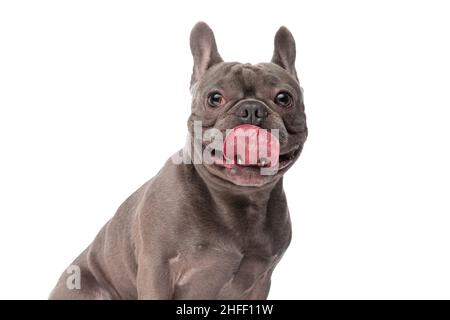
[190,22,223,86]
[271,26,298,80]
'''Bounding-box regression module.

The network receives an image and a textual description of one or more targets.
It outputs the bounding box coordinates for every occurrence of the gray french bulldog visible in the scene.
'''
[49,22,307,299]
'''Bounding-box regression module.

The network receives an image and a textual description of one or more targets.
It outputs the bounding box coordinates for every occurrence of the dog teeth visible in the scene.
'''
[237,156,243,165]
[259,158,268,166]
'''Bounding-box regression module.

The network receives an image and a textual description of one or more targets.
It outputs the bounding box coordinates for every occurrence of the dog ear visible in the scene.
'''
[190,22,223,86]
[271,26,298,80]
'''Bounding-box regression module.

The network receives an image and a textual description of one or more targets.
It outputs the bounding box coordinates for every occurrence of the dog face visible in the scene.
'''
[187,22,307,187]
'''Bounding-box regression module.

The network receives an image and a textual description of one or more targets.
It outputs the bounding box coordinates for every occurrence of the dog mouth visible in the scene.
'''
[196,124,301,186]
[277,145,302,170]
[212,144,300,171]
[206,124,300,175]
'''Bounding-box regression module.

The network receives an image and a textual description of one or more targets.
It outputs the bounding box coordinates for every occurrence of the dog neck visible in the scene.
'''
[193,163,286,229]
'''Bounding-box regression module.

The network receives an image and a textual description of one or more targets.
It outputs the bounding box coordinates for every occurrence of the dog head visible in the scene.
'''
[186,22,307,187]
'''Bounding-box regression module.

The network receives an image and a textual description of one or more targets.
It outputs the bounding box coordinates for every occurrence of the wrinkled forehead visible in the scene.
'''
[195,62,299,96]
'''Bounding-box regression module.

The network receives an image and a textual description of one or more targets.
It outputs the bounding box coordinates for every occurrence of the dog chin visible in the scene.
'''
[205,164,280,187]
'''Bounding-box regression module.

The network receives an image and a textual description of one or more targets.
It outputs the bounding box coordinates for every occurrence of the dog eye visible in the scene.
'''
[207,92,225,107]
[274,92,293,107]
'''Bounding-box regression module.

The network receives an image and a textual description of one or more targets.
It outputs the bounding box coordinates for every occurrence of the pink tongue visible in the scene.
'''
[223,124,280,167]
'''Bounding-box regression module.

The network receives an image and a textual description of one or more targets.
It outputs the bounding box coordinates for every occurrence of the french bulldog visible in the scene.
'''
[49,22,307,299]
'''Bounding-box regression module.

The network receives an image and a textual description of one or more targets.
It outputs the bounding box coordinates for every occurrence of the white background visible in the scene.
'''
[1,0,449,299]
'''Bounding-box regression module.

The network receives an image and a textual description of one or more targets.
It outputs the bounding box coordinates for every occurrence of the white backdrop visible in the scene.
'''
[1,0,449,299]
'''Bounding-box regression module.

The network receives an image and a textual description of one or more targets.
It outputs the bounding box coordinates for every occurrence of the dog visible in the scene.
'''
[49,22,307,299]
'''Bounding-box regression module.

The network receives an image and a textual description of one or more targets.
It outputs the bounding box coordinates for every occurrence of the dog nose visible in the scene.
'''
[235,101,268,125]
